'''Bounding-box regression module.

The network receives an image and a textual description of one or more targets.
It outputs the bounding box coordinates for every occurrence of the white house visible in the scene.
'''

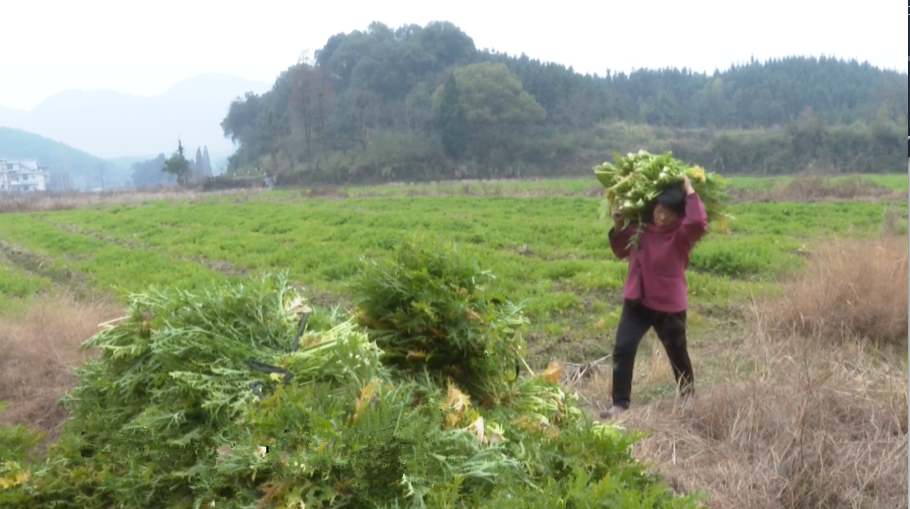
[0,159,48,192]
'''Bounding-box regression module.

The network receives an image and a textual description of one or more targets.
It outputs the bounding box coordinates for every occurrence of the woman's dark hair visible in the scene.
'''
[655,186,687,216]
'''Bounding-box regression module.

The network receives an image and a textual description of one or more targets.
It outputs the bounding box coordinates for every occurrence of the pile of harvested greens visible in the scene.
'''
[0,240,701,509]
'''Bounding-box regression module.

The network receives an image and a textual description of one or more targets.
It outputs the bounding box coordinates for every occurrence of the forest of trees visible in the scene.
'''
[220,21,908,185]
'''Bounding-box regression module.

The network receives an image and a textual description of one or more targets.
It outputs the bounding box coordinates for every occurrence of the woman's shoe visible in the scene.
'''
[599,405,626,419]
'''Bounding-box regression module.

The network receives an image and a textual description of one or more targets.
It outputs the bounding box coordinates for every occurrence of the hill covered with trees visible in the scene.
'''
[0,128,222,191]
[221,21,908,184]
[0,127,133,190]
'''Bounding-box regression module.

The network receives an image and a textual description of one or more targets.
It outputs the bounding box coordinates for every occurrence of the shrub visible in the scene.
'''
[350,236,528,403]
[0,414,45,465]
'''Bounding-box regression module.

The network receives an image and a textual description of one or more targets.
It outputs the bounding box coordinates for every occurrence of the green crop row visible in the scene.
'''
[2,197,898,295]
[0,258,54,314]
[728,201,906,237]
[0,192,902,362]
[35,195,900,270]
[726,173,908,191]
[0,260,51,298]
[0,216,229,299]
[260,173,908,199]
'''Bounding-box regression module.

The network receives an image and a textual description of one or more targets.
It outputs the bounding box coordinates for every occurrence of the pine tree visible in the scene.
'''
[195,147,204,180]
[202,146,213,177]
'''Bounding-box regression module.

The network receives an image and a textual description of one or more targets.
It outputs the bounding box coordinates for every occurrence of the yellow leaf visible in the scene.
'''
[539,362,563,384]
[0,469,30,489]
[406,350,427,361]
[445,383,470,413]
[687,166,707,184]
[353,381,380,424]
[445,412,461,429]
[269,372,284,382]
[440,381,472,428]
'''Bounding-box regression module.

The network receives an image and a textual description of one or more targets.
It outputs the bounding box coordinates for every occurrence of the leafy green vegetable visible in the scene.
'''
[350,236,528,403]
[0,250,702,508]
[594,150,733,246]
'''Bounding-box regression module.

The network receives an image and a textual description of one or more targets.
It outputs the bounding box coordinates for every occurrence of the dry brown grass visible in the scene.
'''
[770,236,908,346]
[355,183,605,199]
[0,188,266,214]
[580,306,908,508]
[576,235,910,507]
[0,189,188,213]
[730,176,905,204]
[0,293,122,455]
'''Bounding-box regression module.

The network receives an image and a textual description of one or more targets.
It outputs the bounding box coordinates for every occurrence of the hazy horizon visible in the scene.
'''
[0,72,274,160]
[0,72,272,114]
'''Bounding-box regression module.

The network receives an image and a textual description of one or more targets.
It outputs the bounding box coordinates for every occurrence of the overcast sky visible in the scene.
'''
[2,0,906,111]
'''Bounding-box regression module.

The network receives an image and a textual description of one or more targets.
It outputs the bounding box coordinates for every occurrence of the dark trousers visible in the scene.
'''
[611,300,694,409]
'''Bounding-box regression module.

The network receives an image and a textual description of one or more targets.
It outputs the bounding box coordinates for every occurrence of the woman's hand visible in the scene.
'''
[612,208,624,230]
[681,174,695,195]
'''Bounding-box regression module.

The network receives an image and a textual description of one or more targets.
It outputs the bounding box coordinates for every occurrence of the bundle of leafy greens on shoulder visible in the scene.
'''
[594,150,732,248]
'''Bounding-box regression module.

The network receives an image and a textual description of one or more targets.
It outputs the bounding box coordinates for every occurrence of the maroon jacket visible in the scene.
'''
[608,193,708,313]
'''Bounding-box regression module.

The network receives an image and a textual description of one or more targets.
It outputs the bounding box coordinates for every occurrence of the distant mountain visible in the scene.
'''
[0,73,272,160]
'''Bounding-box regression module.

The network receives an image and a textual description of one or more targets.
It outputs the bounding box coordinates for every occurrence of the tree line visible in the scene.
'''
[218,21,907,184]
[131,142,214,188]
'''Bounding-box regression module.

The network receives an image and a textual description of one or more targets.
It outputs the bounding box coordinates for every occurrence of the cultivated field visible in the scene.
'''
[0,174,907,508]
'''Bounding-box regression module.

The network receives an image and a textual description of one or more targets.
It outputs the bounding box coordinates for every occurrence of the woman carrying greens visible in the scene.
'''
[601,174,707,419]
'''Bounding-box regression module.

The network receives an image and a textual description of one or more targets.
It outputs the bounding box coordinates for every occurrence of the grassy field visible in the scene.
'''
[0,175,905,363]
[0,173,907,507]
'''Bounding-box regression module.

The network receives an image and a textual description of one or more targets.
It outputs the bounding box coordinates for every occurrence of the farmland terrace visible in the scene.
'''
[0,173,907,508]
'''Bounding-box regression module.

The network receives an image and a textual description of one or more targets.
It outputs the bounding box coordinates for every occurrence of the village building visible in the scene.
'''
[0,159,49,192]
